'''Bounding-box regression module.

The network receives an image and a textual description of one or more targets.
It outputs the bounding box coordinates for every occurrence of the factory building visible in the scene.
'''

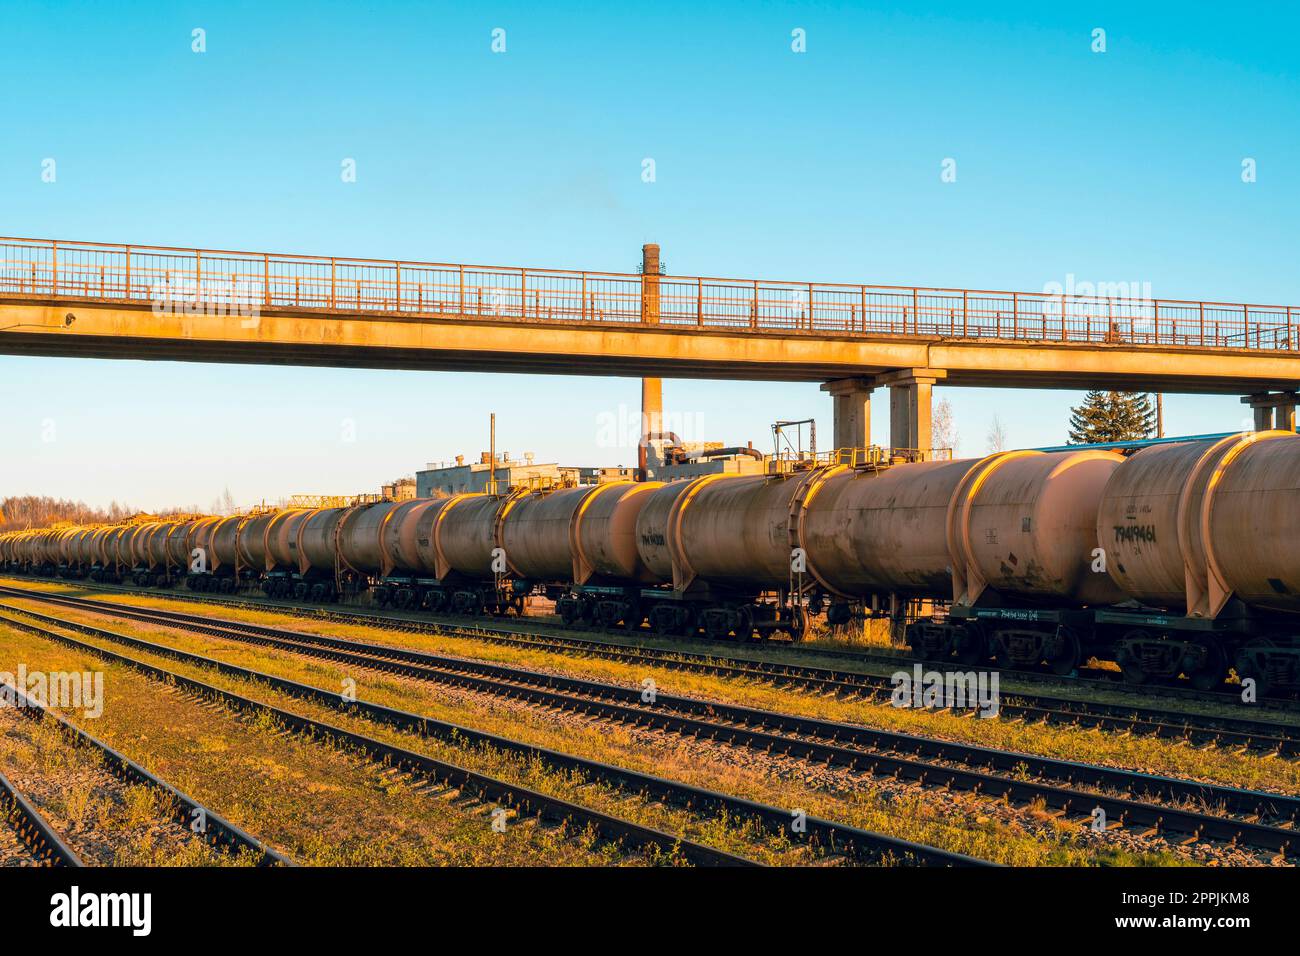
[379,478,417,501]
[416,454,639,496]
[416,443,771,496]
[417,453,551,496]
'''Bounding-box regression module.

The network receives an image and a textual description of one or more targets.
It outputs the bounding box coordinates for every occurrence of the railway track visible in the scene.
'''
[0,607,984,867]
[0,766,82,867]
[0,677,289,867]
[4,593,1297,862]
[3,581,1295,757]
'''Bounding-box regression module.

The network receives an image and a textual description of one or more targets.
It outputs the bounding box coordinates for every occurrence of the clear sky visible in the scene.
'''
[1,1,1296,511]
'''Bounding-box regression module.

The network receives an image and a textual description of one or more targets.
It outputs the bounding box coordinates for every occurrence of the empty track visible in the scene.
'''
[0,766,82,867]
[0,677,289,867]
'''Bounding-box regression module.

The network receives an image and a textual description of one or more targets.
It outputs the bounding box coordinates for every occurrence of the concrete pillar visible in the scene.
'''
[820,378,874,450]
[1279,400,1297,433]
[888,376,936,454]
[1243,392,1298,432]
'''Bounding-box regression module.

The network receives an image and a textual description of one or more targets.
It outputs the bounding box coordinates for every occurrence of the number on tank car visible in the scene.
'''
[976,609,1040,621]
[1113,524,1157,544]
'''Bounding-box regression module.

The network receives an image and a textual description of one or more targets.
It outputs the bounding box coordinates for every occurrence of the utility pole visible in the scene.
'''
[1155,393,1164,438]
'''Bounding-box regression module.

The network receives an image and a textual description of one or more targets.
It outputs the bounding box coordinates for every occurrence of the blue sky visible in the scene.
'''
[2,1,1297,510]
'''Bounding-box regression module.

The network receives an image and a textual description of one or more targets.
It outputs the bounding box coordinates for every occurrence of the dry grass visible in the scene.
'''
[0,703,246,865]
[0,624,639,867]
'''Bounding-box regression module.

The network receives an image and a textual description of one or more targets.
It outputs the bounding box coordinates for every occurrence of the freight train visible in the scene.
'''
[2,432,1299,695]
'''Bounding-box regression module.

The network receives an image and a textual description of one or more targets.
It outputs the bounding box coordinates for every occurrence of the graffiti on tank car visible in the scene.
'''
[1113,524,1157,545]
[640,532,666,546]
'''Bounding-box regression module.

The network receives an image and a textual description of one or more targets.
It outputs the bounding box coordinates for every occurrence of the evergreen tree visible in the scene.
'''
[1067,391,1156,444]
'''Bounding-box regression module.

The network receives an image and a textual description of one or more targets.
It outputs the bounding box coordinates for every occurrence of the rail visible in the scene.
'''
[1,236,1296,351]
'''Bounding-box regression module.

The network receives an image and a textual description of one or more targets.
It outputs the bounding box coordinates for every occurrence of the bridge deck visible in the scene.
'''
[1,236,1298,393]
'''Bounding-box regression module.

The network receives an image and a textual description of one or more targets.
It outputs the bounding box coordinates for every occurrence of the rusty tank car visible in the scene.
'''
[889,449,1127,673]
[1092,430,1300,692]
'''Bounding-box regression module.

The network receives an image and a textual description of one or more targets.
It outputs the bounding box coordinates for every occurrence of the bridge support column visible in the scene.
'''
[1280,399,1297,432]
[876,369,946,456]
[1244,391,1299,432]
[820,378,874,450]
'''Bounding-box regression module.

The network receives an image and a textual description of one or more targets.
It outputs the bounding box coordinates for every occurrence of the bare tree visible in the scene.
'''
[987,414,1008,453]
[0,494,199,530]
[931,399,958,456]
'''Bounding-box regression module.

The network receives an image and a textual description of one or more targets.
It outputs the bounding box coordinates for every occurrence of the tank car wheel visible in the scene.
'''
[648,606,677,637]
[1186,637,1228,692]
[1235,641,1275,700]
[904,623,926,659]
[987,638,1020,672]
[674,608,697,638]
[787,606,809,643]
[1118,660,1149,685]
[559,601,581,627]
[703,613,730,642]
[736,606,756,642]
[1118,655,1149,686]
[1047,627,1082,676]
[1116,630,1151,685]
[954,624,987,665]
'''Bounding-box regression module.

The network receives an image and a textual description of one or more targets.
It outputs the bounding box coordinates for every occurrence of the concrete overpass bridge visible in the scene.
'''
[2,235,1298,451]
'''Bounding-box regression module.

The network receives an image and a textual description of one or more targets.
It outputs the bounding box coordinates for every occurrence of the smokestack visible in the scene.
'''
[639,242,663,481]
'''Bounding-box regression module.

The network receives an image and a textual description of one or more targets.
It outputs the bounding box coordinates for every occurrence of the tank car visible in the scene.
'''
[1091,430,1300,692]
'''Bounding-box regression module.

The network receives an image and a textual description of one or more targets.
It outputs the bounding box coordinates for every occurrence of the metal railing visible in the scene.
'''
[1,236,1296,352]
